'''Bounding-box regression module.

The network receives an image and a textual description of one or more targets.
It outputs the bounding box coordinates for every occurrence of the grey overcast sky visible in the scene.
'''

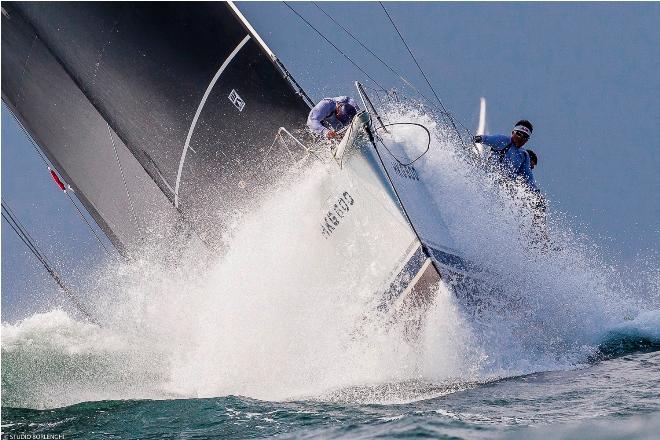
[2,2,659,322]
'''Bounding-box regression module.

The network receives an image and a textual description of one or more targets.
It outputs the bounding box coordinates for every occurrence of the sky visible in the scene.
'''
[2,2,659,322]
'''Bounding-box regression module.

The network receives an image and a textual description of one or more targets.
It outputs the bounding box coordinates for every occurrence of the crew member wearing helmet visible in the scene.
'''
[473,120,538,191]
[307,96,359,139]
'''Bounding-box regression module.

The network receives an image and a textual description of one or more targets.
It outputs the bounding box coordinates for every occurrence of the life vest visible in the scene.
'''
[492,142,513,164]
[492,142,529,174]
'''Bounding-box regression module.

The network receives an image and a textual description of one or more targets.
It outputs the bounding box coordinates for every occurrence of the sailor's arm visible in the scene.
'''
[475,134,510,149]
[306,99,336,136]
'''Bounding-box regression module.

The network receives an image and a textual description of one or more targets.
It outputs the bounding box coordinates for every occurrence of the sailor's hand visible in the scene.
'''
[326,130,338,139]
[472,135,483,143]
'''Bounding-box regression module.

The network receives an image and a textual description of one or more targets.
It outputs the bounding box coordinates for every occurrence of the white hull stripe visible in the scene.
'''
[174,34,251,207]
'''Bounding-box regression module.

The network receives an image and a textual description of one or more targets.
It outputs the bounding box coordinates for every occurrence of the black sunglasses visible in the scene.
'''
[514,131,529,140]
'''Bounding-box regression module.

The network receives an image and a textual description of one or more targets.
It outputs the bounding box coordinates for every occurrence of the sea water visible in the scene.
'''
[2,107,658,439]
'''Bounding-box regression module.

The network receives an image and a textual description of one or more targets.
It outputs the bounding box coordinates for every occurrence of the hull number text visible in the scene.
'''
[321,191,355,239]
[392,161,420,181]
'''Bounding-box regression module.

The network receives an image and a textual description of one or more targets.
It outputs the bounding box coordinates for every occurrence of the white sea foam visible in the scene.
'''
[2,105,657,409]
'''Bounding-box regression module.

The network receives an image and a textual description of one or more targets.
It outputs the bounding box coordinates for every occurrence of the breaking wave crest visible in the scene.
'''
[595,310,660,359]
[2,104,658,409]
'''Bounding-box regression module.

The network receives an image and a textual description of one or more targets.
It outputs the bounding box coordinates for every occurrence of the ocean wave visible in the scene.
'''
[1,309,175,409]
[595,310,660,359]
[2,105,658,410]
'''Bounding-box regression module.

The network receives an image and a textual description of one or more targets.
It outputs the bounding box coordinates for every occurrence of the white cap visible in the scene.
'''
[513,124,532,137]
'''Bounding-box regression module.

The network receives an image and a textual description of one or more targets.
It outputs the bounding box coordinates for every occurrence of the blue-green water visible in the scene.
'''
[2,109,659,438]
[3,348,659,439]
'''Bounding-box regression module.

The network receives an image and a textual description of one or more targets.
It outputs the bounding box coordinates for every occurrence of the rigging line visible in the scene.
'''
[361,66,453,123]
[65,191,117,260]
[2,201,51,267]
[107,123,141,242]
[1,207,47,268]
[2,212,49,271]
[59,182,117,260]
[2,200,35,243]
[376,122,432,166]
[378,3,448,113]
[4,103,122,257]
[4,103,51,167]
[284,2,388,93]
[1,205,96,323]
[2,201,70,297]
[313,2,435,108]
[378,2,466,146]
[362,125,441,276]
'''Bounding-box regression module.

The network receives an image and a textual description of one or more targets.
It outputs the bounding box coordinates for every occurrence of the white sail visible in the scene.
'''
[475,97,487,155]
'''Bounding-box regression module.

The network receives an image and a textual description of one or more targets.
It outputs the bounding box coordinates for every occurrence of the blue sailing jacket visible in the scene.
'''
[307,96,359,136]
[481,134,538,191]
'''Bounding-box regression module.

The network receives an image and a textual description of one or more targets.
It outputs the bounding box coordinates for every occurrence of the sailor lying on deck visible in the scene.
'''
[307,96,359,140]
[473,120,538,192]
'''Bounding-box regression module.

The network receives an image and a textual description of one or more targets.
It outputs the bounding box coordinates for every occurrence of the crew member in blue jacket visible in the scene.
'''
[473,120,538,192]
[307,96,359,139]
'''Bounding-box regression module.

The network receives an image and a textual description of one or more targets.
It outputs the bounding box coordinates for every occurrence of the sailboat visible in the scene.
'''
[1,2,478,319]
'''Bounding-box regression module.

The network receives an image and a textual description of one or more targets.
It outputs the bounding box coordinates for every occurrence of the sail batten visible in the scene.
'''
[174,33,252,208]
